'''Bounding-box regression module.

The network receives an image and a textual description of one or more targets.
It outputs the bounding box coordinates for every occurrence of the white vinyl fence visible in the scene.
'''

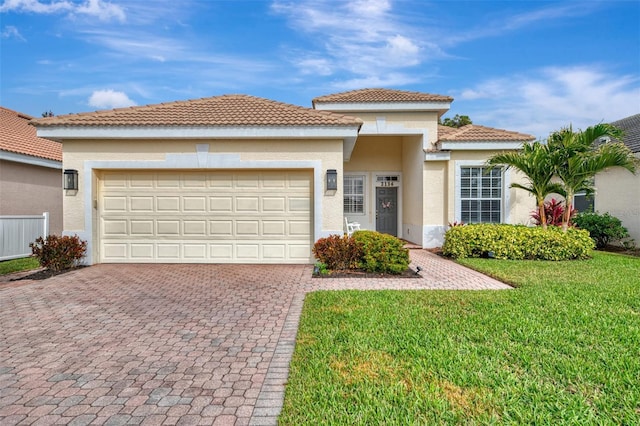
[0,212,49,261]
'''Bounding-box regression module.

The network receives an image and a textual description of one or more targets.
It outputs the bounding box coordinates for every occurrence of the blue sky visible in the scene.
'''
[1,0,639,138]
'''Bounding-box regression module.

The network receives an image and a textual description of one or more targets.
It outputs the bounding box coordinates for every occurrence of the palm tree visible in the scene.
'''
[546,123,637,231]
[487,141,565,229]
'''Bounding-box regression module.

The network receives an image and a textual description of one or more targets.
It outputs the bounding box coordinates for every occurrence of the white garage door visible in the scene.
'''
[99,170,313,263]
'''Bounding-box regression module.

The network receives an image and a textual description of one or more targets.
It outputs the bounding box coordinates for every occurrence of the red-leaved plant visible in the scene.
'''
[312,234,363,271]
[531,198,575,227]
[30,235,87,272]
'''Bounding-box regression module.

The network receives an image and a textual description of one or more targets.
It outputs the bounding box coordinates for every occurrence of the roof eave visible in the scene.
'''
[35,125,362,141]
[439,140,530,150]
[313,101,451,113]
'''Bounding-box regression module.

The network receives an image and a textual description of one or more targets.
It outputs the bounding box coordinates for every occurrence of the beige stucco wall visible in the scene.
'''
[62,138,344,256]
[349,111,440,147]
[345,135,403,171]
[0,159,63,235]
[401,135,424,243]
[595,164,640,243]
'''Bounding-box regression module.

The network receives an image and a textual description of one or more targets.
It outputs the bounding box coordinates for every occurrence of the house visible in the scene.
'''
[594,113,640,242]
[33,89,535,265]
[0,107,63,235]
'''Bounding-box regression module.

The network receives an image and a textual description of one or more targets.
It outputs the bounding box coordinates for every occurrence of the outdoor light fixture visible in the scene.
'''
[63,169,78,190]
[326,169,337,191]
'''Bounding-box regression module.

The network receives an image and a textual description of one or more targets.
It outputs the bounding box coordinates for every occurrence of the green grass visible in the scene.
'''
[280,251,640,425]
[0,256,39,275]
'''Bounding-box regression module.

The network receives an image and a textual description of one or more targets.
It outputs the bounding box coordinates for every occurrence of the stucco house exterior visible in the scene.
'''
[33,89,535,265]
[0,107,63,235]
[594,113,640,243]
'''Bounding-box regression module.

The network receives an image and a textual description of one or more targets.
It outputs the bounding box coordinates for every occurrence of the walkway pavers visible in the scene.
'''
[0,250,510,425]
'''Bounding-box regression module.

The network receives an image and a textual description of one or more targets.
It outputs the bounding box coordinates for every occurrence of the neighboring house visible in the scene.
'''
[594,113,640,243]
[33,89,535,265]
[0,107,63,235]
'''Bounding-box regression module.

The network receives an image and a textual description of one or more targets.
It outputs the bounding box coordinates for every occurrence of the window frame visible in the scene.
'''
[455,161,510,224]
[343,174,366,216]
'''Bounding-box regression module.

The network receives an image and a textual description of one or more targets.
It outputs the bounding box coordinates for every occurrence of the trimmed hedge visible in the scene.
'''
[352,230,410,274]
[442,224,594,260]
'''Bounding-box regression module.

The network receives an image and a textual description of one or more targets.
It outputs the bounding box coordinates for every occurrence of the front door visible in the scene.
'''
[376,187,397,236]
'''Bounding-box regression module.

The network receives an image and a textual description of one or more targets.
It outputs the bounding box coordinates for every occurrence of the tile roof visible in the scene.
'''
[313,88,453,104]
[33,95,363,128]
[0,107,62,162]
[438,124,535,142]
[611,113,640,153]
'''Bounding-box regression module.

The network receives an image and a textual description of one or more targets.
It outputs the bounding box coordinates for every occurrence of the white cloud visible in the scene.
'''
[454,66,640,139]
[1,25,25,40]
[0,0,125,22]
[272,0,431,84]
[88,89,136,109]
[75,0,125,22]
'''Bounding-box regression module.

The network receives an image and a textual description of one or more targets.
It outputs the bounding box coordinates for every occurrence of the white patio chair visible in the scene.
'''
[345,217,361,237]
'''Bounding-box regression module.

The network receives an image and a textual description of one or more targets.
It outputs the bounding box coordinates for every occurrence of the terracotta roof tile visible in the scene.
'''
[438,124,534,142]
[0,107,62,162]
[313,88,453,104]
[33,95,363,128]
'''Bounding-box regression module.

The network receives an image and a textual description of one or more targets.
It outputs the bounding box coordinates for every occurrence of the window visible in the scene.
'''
[344,175,365,214]
[574,191,594,213]
[460,166,502,223]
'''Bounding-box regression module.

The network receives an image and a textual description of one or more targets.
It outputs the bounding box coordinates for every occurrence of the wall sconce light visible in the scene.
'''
[63,169,78,190]
[326,169,338,191]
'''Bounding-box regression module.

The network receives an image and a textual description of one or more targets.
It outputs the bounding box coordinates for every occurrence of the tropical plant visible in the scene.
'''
[573,211,630,249]
[546,123,637,231]
[487,141,564,229]
[531,198,575,227]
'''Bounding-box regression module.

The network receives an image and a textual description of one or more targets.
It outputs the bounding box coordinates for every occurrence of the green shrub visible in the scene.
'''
[442,224,594,260]
[30,234,87,272]
[352,230,409,274]
[573,211,630,249]
[312,234,363,270]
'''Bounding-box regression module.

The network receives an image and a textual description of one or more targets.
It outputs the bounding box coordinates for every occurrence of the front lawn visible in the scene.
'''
[0,256,39,275]
[280,251,640,424]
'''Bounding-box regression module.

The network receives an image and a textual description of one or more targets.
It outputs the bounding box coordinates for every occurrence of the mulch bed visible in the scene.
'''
[11,266,86,281]
[600,245,640,257]
[313,267,422,279]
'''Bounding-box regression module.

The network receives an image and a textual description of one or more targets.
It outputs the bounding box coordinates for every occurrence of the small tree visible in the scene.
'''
[440,114,472,128]
[547,124,637,231]
[487,141,564,229]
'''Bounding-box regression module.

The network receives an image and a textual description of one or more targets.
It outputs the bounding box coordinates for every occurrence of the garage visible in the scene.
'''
[99,169,313,263]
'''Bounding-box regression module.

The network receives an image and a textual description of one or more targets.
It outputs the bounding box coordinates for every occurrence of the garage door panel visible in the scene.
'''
[131,220,153,235]
[130,197,153,211]
[183,197,207,212]
[100,170,312,263]
[103,219,127,236]
[210,197,233,212]
[183,221,207,236]
[236,197,259,212]
[157,197,180,211]
[103,197,127,212]
[130,244,154,259]
[289,197,311,212]
[157,220,180,235]
[263,221,286,236]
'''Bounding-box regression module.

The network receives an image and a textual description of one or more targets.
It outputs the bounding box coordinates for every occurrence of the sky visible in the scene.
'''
[1,0,639,139]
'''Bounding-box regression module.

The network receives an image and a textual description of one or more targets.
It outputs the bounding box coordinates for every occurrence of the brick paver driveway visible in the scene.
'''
[0,250,509,425]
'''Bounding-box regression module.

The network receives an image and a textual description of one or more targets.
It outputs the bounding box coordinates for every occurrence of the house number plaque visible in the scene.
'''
[380,181,395,187]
